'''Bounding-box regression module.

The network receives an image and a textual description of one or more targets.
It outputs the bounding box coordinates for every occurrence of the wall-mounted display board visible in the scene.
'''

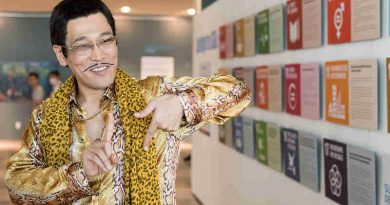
[284,63,320,119]
[225,23,234,59]
[380,153,390,205]
[255,120,268,165]
[219,25,227,59]
[232,116,244,153]
[324,139,376,205]
[386,58,390,132]
[256,65,283,112]
[286,0,322,50]
[324,139,348,205]
[234,67,255,105]
[282,128,300,182]
[242,68,255,105]
[325,59,378,130]
[282,128,321,192]
[327,0,380,44]
[244,16,256,56]
[219,119,233,147]
[298,132,320,192]
[255,121,282,172]
[234,19,245,57]
[243,117,255,158]
[255,4,284,54]
[267,123,282,172]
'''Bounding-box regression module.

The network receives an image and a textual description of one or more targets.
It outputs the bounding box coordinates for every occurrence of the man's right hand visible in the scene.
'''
[82,113,118,177]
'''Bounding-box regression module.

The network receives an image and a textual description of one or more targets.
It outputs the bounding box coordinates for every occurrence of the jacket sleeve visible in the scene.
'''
[159,74,251,140]
[4,108,94,205]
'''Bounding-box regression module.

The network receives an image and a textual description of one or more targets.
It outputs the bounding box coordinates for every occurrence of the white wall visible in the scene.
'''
[191,0,390,204]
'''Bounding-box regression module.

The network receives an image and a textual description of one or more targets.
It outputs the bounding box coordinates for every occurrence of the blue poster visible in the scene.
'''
[232,116,244,153]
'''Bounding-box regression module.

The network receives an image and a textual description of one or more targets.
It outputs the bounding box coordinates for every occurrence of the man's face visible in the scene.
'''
[62,12,118,91]
[27,76,38,87]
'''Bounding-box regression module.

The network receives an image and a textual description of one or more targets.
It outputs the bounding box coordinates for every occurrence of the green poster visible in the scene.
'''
[255,120,268,165]
[256,10,270,54]
[267,123,282,172]
[269,4,284,53]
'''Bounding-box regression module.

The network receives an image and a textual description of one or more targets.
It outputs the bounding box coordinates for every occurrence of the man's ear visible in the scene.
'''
[53,45,68,67]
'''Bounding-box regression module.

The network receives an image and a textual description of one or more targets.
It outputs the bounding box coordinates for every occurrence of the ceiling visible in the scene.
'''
[0,0,196,16]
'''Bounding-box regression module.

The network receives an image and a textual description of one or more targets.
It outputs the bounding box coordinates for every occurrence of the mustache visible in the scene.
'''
[83,63,114,72]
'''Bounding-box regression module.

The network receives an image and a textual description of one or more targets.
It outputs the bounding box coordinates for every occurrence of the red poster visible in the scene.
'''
[328,0,351,44]
[256,66,269,110]
[285,64,301,115]
[219,25,227,59]
[287,0,303,50]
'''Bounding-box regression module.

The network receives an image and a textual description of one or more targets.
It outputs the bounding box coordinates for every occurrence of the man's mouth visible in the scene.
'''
[84,63,114,72]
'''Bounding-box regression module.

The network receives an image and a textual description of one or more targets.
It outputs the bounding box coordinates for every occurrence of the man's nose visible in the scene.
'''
[90,45,105,61]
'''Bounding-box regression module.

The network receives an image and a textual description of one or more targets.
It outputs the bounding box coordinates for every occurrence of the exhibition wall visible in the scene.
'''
[192,0,390,205]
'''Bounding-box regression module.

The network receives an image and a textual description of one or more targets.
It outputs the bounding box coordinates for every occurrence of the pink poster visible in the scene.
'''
[285,64,301,115]
[300,63,320,120]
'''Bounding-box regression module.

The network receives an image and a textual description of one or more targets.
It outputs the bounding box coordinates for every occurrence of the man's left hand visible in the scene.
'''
[134,94,184,151]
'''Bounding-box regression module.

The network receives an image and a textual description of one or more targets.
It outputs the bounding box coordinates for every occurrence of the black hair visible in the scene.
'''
[28,72,39,79]
[50,0,116,57]
[49,70,60,77]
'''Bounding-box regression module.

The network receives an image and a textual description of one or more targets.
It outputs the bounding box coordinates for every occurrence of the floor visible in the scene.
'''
[0,140,201,205]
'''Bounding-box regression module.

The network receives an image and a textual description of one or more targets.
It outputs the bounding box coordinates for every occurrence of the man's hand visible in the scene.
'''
[134,94,184,151]
[82,113,118,177]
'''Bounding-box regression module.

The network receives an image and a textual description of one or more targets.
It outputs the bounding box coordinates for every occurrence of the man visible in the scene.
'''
[5,0,250,204]
[48,70,62,94]
[27,72,46,105]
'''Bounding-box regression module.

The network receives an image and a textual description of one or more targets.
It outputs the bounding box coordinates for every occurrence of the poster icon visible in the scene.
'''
[328,84,346,119]
[259,82,266,105]
[288,83,297,110]
[334,2,345,39]
[288,152,296,175]
[329,164,343,197]
[289,19,300,43]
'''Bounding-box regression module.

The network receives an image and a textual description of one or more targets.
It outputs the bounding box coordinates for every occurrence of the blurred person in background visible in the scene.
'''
[27,72,45,105]
[48,70,62,94]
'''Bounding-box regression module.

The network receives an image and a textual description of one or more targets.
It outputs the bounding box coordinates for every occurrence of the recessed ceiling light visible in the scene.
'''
[121,6,131,13]
[187,8,196,16]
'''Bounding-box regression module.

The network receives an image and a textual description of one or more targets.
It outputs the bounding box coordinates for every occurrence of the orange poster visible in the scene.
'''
[325,61,349,125]
[256,66,269,110]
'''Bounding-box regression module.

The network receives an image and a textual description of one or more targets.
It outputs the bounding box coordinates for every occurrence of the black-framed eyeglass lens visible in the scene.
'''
[63,36,117,56]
